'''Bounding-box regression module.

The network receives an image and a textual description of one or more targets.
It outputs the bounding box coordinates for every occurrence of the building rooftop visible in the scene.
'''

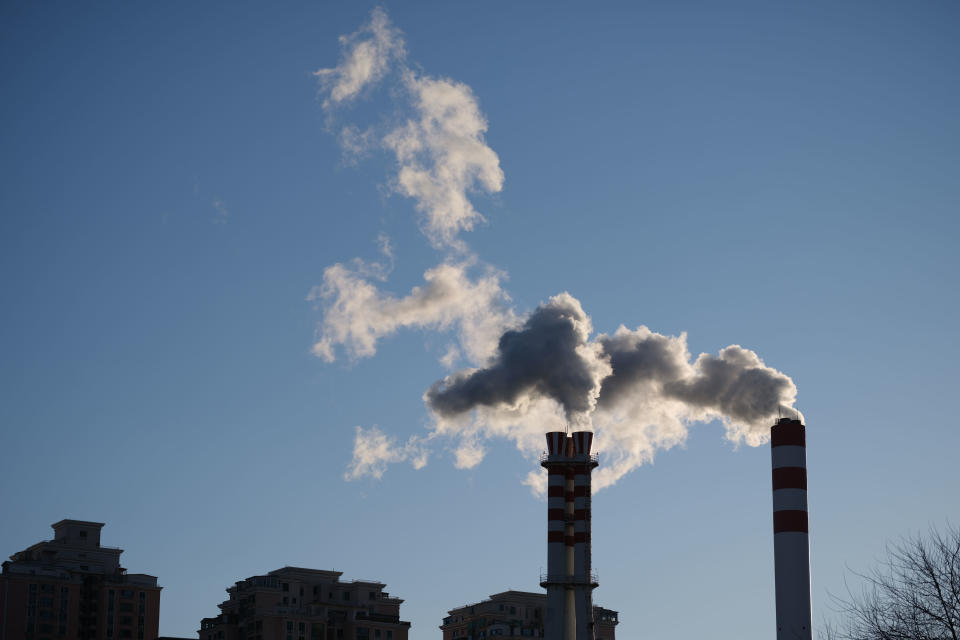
[51,519,105,528]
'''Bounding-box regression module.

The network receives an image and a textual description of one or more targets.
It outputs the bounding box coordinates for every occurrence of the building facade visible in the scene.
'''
[0,520,161,640]
[199,567,410,640]
[439,592,617,640]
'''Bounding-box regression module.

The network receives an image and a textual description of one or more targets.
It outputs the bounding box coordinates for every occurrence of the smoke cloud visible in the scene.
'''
[344,426,429,480]
[311,9,799,490]
[315,7,503,250]
[424,296,797,492]
[308,260,513,364]
[314,7,405,108]
[426,294,609,421]
[384,72,504,249]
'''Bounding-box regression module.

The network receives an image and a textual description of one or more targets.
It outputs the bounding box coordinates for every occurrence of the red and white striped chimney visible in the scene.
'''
[544,432,568,640]
[542,431,598,640]
[771,417,812,640]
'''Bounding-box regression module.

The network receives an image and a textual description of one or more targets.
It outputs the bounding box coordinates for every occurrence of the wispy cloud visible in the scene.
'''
[311,6,510,371]
[308,261,513,365]
[383,72,504,249]
[344,425,428,480]
[212,198,229,224]
[315,7,503,250]
[314,7,405,108]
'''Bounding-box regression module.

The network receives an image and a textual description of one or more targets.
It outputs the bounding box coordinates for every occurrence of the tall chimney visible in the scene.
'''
[542,431,598,640]
[771,417,812,640]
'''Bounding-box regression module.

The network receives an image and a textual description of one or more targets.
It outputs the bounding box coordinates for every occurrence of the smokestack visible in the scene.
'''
[542,431,598,640]
[771,417,812,640]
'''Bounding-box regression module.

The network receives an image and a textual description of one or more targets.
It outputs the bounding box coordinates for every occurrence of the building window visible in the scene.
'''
[369,592,376,601]
[387,632,392,640]
[374,630,381,639]
[343,592,350,601]
[283,583,290,592]
[79,531,87,538]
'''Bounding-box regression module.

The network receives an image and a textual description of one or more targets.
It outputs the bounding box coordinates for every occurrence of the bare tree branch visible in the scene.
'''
[827,524,960,640]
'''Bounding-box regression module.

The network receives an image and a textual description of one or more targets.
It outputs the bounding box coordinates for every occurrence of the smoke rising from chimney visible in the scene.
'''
[426,294,609,422]
[311,8,800,490]
[424,296,797,491]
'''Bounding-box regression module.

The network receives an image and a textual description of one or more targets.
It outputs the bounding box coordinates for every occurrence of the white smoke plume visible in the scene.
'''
[425,294,798,493]
[315,7,503,249]
[311,7,508,370]
[312,9,799,490]
[308,260,513,364]
[312,8,512,480]
[384,72,504,249]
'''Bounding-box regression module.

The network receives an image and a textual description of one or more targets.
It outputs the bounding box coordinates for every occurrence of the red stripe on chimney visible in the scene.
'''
[772,467,807,490]
[773,510,809,533]
[771,424,805,447]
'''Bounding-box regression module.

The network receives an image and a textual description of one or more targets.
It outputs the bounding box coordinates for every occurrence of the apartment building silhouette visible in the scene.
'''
[0,520,161,640]
[440,592,618,640]
[199,567,410,640]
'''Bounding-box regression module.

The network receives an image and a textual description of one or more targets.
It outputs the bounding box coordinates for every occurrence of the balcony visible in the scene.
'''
[356,612,401,624]
[538,452,599,465]
[538,571,598,588]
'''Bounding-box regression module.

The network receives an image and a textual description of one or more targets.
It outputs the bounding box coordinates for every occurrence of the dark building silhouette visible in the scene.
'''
[0,520,161,640]
[199,567,410,640]
[439,592,617,640]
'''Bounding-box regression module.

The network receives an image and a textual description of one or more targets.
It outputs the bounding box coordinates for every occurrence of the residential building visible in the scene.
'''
[0,519,161,640]
[199,567,410,640]
[439,592,618,640]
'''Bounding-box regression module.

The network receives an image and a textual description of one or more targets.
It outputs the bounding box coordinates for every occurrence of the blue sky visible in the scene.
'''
[2,2,958,639]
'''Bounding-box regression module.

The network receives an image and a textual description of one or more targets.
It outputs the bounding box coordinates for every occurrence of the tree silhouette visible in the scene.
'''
[823,524,960,640]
